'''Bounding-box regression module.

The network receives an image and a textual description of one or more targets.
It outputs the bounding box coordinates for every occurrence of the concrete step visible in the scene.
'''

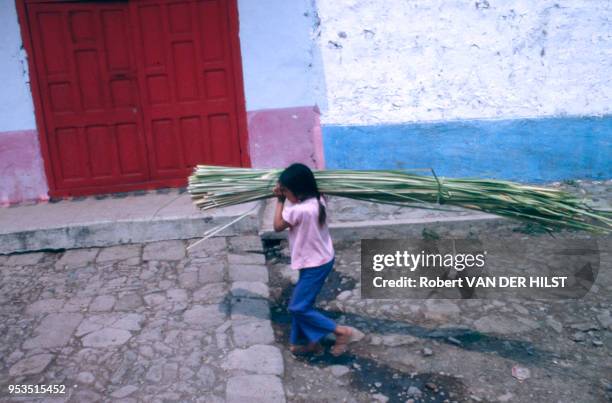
[0,190,264,254]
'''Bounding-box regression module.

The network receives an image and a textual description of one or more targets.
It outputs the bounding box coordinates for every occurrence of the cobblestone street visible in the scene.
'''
[0,181,610,402]
[0,236,284,402]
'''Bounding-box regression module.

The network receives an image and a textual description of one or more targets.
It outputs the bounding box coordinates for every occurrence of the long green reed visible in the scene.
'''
[188,165,611,234]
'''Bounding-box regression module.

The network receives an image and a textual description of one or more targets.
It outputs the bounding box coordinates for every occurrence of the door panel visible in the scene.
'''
[131,0,243,179]
[27,2,149,191]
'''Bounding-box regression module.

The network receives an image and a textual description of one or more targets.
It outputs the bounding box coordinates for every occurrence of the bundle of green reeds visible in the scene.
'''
[187,165,611,234]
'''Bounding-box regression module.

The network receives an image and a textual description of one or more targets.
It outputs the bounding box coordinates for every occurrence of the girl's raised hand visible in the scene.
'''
[273,183,285,201]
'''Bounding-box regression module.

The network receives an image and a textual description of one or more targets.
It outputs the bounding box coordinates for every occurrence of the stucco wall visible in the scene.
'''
[315,0,612,125]
[0,0,36,132]
[237,0,326,111]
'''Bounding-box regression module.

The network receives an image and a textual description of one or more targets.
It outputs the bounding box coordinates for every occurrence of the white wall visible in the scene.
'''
[0,1,36,132]
[237,0,327,111]
[315,0,612,125]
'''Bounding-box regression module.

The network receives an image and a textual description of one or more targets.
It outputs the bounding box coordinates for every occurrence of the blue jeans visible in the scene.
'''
[288,257,337,345]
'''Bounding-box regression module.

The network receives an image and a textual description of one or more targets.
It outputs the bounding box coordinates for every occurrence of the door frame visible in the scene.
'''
[15,0,251,197]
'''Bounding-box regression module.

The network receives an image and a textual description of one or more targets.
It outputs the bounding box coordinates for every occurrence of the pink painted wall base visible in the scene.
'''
[247,105,325,170]
[0,130,49,206]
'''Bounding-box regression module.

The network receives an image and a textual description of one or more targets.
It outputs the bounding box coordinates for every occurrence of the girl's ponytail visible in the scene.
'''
[316,192,327,226]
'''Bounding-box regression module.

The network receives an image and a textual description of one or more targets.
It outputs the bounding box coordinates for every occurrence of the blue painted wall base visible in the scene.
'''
[322,116,611,183]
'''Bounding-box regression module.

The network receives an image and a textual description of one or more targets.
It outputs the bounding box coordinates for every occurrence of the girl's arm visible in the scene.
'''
[273,199,291,232]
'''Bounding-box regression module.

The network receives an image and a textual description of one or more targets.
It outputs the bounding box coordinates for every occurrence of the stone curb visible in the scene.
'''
[226,246,286,403]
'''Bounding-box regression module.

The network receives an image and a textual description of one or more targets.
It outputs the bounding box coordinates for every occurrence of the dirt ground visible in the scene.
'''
[266,230,611,403]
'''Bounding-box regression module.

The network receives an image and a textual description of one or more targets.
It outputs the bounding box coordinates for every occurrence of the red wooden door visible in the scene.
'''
[131,0,244,180]
[27,1,150,192]
[22,0,248,197]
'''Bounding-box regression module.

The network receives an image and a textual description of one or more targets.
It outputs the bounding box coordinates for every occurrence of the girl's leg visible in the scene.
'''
[288,258,337,344]
[289,315,306,345]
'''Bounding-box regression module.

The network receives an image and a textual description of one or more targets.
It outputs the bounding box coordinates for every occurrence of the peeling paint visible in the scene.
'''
[315,0,612,125]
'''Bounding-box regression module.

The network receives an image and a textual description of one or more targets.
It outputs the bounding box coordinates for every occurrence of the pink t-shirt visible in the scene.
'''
[282,196,335,270]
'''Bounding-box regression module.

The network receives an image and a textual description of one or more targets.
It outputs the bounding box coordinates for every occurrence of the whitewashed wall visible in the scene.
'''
[315,0,612,125]
[238,0,326,111]
[0,1,36,132]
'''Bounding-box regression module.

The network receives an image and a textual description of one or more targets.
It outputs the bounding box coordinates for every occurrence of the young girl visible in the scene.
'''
[273,163,364,356]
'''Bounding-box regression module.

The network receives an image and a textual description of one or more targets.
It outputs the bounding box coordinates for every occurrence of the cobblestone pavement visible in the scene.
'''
[0,236,285,402]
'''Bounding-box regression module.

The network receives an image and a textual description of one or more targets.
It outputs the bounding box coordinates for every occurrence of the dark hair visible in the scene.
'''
[278,163,327,226]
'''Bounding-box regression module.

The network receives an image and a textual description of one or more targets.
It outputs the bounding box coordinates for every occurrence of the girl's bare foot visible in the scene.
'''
[331,326,364,356]
[331,326,351,356]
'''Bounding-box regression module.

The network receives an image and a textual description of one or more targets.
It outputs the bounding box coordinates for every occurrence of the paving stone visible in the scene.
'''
[143,240,186,261]
[163,362,179,382]
[178,270,199,289]
[597,312,612,330]
[328,365,350,377]
[232,320,275,347]
[193,283,227,304]
[144,292,166,306]
[111,385,139,399]
[423,300,461,321]
[198,263,225,284]
[372,393,389,402]
[89,295,116,312]
[179,366,196,381]
[6,252,45,266]
[196,365,216,389]
[231,298,270,322]
[336,290,352,301]
[146,361,164,383]
[166,288,188,303]
[25,298,64,315]
[82,328,132,347]
[62,297,92,312]
[229,236,264,253]
[187,237,227,257]
[228,253,266,265]
[183,304,227,328]
[231,281,269,299]
[115,294,143,311]
[226,375,286,403]
[474,314,540,334]
[96,244,141,263]
[55,248,99,269]
[9,353,54,376]
[229,264,269,283]
[546,316,563,333]
[23,313,82,349]
[224,344,283,375]
[109,313,144,330]
[369,334,418,347]
[76,371,95,384]
[72,390,103,402]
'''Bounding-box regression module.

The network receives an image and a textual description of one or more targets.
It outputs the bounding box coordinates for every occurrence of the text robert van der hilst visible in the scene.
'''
[370,251,568,289]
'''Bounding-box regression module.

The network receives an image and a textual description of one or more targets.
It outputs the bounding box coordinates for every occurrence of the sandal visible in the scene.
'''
[331,326,365,356]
